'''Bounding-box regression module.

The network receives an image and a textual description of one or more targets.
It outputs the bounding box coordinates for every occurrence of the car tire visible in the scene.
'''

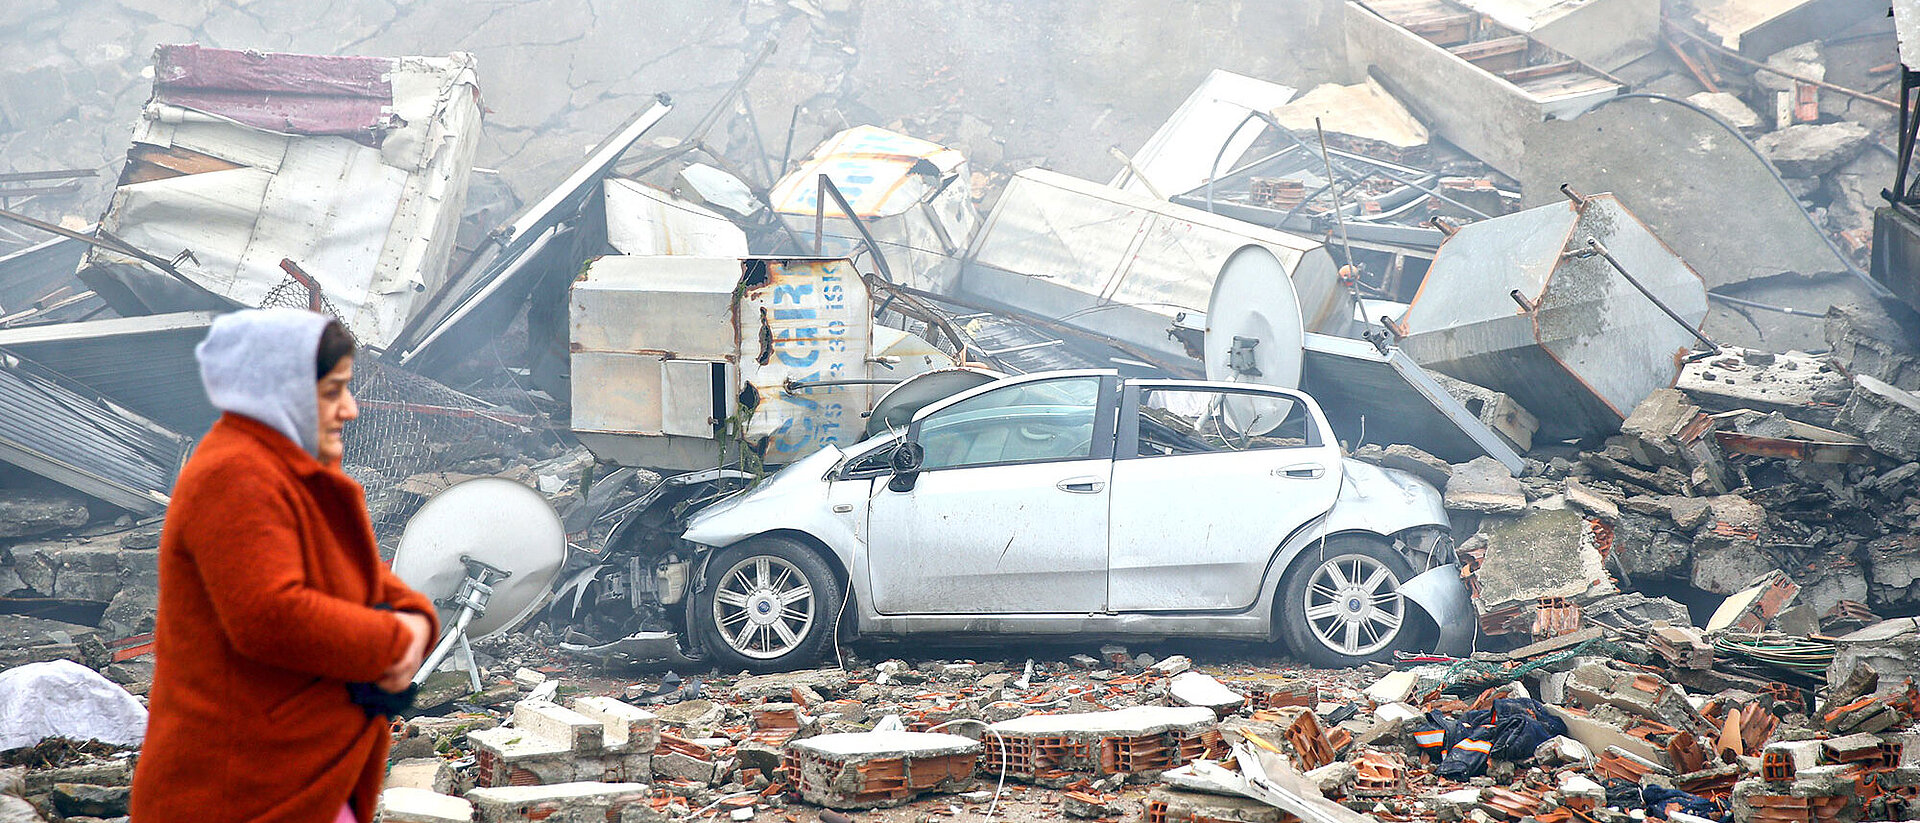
[695,536,844,674]
[1279,535,1422,668]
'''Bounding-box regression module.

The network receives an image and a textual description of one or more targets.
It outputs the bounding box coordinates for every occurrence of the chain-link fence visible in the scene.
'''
[260,266,544,547]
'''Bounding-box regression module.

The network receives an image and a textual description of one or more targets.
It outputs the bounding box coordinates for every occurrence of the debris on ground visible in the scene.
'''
[0,3,1915,823]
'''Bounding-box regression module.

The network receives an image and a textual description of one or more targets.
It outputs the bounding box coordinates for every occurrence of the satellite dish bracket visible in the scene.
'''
[412,556,514,691]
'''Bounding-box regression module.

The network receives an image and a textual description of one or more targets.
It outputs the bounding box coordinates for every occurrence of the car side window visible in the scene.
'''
[1134,387,1318,456]
[916,377,1101,470]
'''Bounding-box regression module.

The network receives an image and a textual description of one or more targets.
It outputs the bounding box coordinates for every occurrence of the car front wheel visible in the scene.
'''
[695,536,844,673]
[1279,536,1420,668]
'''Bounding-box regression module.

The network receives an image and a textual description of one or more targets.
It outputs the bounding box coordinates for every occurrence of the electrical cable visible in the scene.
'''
[1583,92,1893,299]
[924,718,1013,823]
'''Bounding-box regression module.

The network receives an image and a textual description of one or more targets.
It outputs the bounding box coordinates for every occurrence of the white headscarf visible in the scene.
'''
[195,308,334,457]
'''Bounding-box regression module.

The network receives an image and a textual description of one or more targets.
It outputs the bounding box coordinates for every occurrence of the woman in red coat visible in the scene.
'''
[132,309,439,823]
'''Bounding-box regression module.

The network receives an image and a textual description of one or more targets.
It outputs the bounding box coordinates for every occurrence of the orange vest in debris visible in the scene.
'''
[132,413,439,823]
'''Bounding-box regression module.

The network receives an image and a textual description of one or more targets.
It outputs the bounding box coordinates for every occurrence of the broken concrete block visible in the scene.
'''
[784,731,981,809]
[1827,302,1920,392]
[986,706,1220,784]
[648,698,725,736]
[466,782,648,823]
[1828,618,1920,693]
[1649,624,1714,669]
[1379,444,1454,489]
[1467,507,1615,614]
[1304,760,1357,796]
[1686,92,1762,132]
[1168,672,1245,714]
[1690,496,1777,596]
[385,758,457,794]
[651,751,720,785]
[1432,374,1540,453]
[378,787,473,823]
[1559,772,1607,805]
[1444,457,1526,513]
[1151,655,1192,676]
[469,698,654,788]
[1704,570,1799,632]
[1364,670,1419,705]
[49,783,128,818]
[1062,790,1123,818]
[1563,478,1620,522]
[1757,122,1870,178]
[571,696,658,752]
[726,669,848,702]
[1620,389,1699,470]
[1149,788,1296,823]
[1609,512,1693,580]
[1566,662,1712,737]
[1867,535,1920,611]
[1536,736,1593,767]
[0,489,90,539]
[512,668,547,690]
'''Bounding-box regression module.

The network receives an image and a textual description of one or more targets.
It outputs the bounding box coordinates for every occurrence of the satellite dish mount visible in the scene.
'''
[413,555,512,692]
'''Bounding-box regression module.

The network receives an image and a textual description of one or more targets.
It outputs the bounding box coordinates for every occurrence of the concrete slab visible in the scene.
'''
[1515,98,1848,293]
[466,782,648,823]
[1169,673,1248,714]
[377,787,473,823]
[788,731,980,760]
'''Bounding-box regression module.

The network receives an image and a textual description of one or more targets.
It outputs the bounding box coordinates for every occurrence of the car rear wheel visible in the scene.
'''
[1279,536,1419,668]
[695,536,843,673]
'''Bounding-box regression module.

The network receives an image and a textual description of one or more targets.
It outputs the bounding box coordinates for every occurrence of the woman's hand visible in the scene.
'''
[376,611,432,693]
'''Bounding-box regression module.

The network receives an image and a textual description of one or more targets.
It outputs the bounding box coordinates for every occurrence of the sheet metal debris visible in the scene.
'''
[80,44,483,352]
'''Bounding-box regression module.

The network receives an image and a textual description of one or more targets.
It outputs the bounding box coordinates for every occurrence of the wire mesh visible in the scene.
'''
[258,269,540,546]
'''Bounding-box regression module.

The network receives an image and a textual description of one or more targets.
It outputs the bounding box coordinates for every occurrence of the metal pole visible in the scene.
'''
[1580,237,1720,354]
[815,174,826,256]
[0,206,214,298]
[818,176,896,284]
[1314,118,1356,271]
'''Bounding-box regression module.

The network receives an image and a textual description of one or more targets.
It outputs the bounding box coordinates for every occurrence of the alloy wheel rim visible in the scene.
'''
[713,555,815,659]
[1303,554,1404,656]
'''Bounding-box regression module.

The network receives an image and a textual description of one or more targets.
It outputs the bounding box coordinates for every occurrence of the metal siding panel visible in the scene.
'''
[0,362,188,513]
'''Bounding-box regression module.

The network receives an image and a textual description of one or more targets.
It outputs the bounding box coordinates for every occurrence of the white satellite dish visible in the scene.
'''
[392,477,565,688]
[1204,245,1306,435]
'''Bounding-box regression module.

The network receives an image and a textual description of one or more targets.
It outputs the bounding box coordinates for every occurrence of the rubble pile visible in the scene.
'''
[15,627,1920,823]
[0,0,1918,822]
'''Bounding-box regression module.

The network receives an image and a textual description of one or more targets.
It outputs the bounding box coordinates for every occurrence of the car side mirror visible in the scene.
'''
[886,442,924,492]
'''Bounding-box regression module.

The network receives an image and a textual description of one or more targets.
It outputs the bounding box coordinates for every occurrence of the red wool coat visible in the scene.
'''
[132,414,439,823]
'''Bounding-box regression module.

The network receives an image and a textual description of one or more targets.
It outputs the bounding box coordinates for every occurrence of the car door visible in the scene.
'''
[1105,381,1341,611]
[866,373,1118,615]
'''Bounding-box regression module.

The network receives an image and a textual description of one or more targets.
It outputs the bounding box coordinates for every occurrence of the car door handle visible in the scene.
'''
[1274,463,1325,479]
[1056,476,1107,494]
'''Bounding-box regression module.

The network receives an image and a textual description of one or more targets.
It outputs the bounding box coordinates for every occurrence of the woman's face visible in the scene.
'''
[316,355,358,465]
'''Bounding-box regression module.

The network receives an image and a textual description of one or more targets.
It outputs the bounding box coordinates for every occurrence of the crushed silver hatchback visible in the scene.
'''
[675,369,1473,673]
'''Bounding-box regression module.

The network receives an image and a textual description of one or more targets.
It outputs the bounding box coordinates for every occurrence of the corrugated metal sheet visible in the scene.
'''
[0,311,217,435]
[0,234,105,326]
[0,354,190,514]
